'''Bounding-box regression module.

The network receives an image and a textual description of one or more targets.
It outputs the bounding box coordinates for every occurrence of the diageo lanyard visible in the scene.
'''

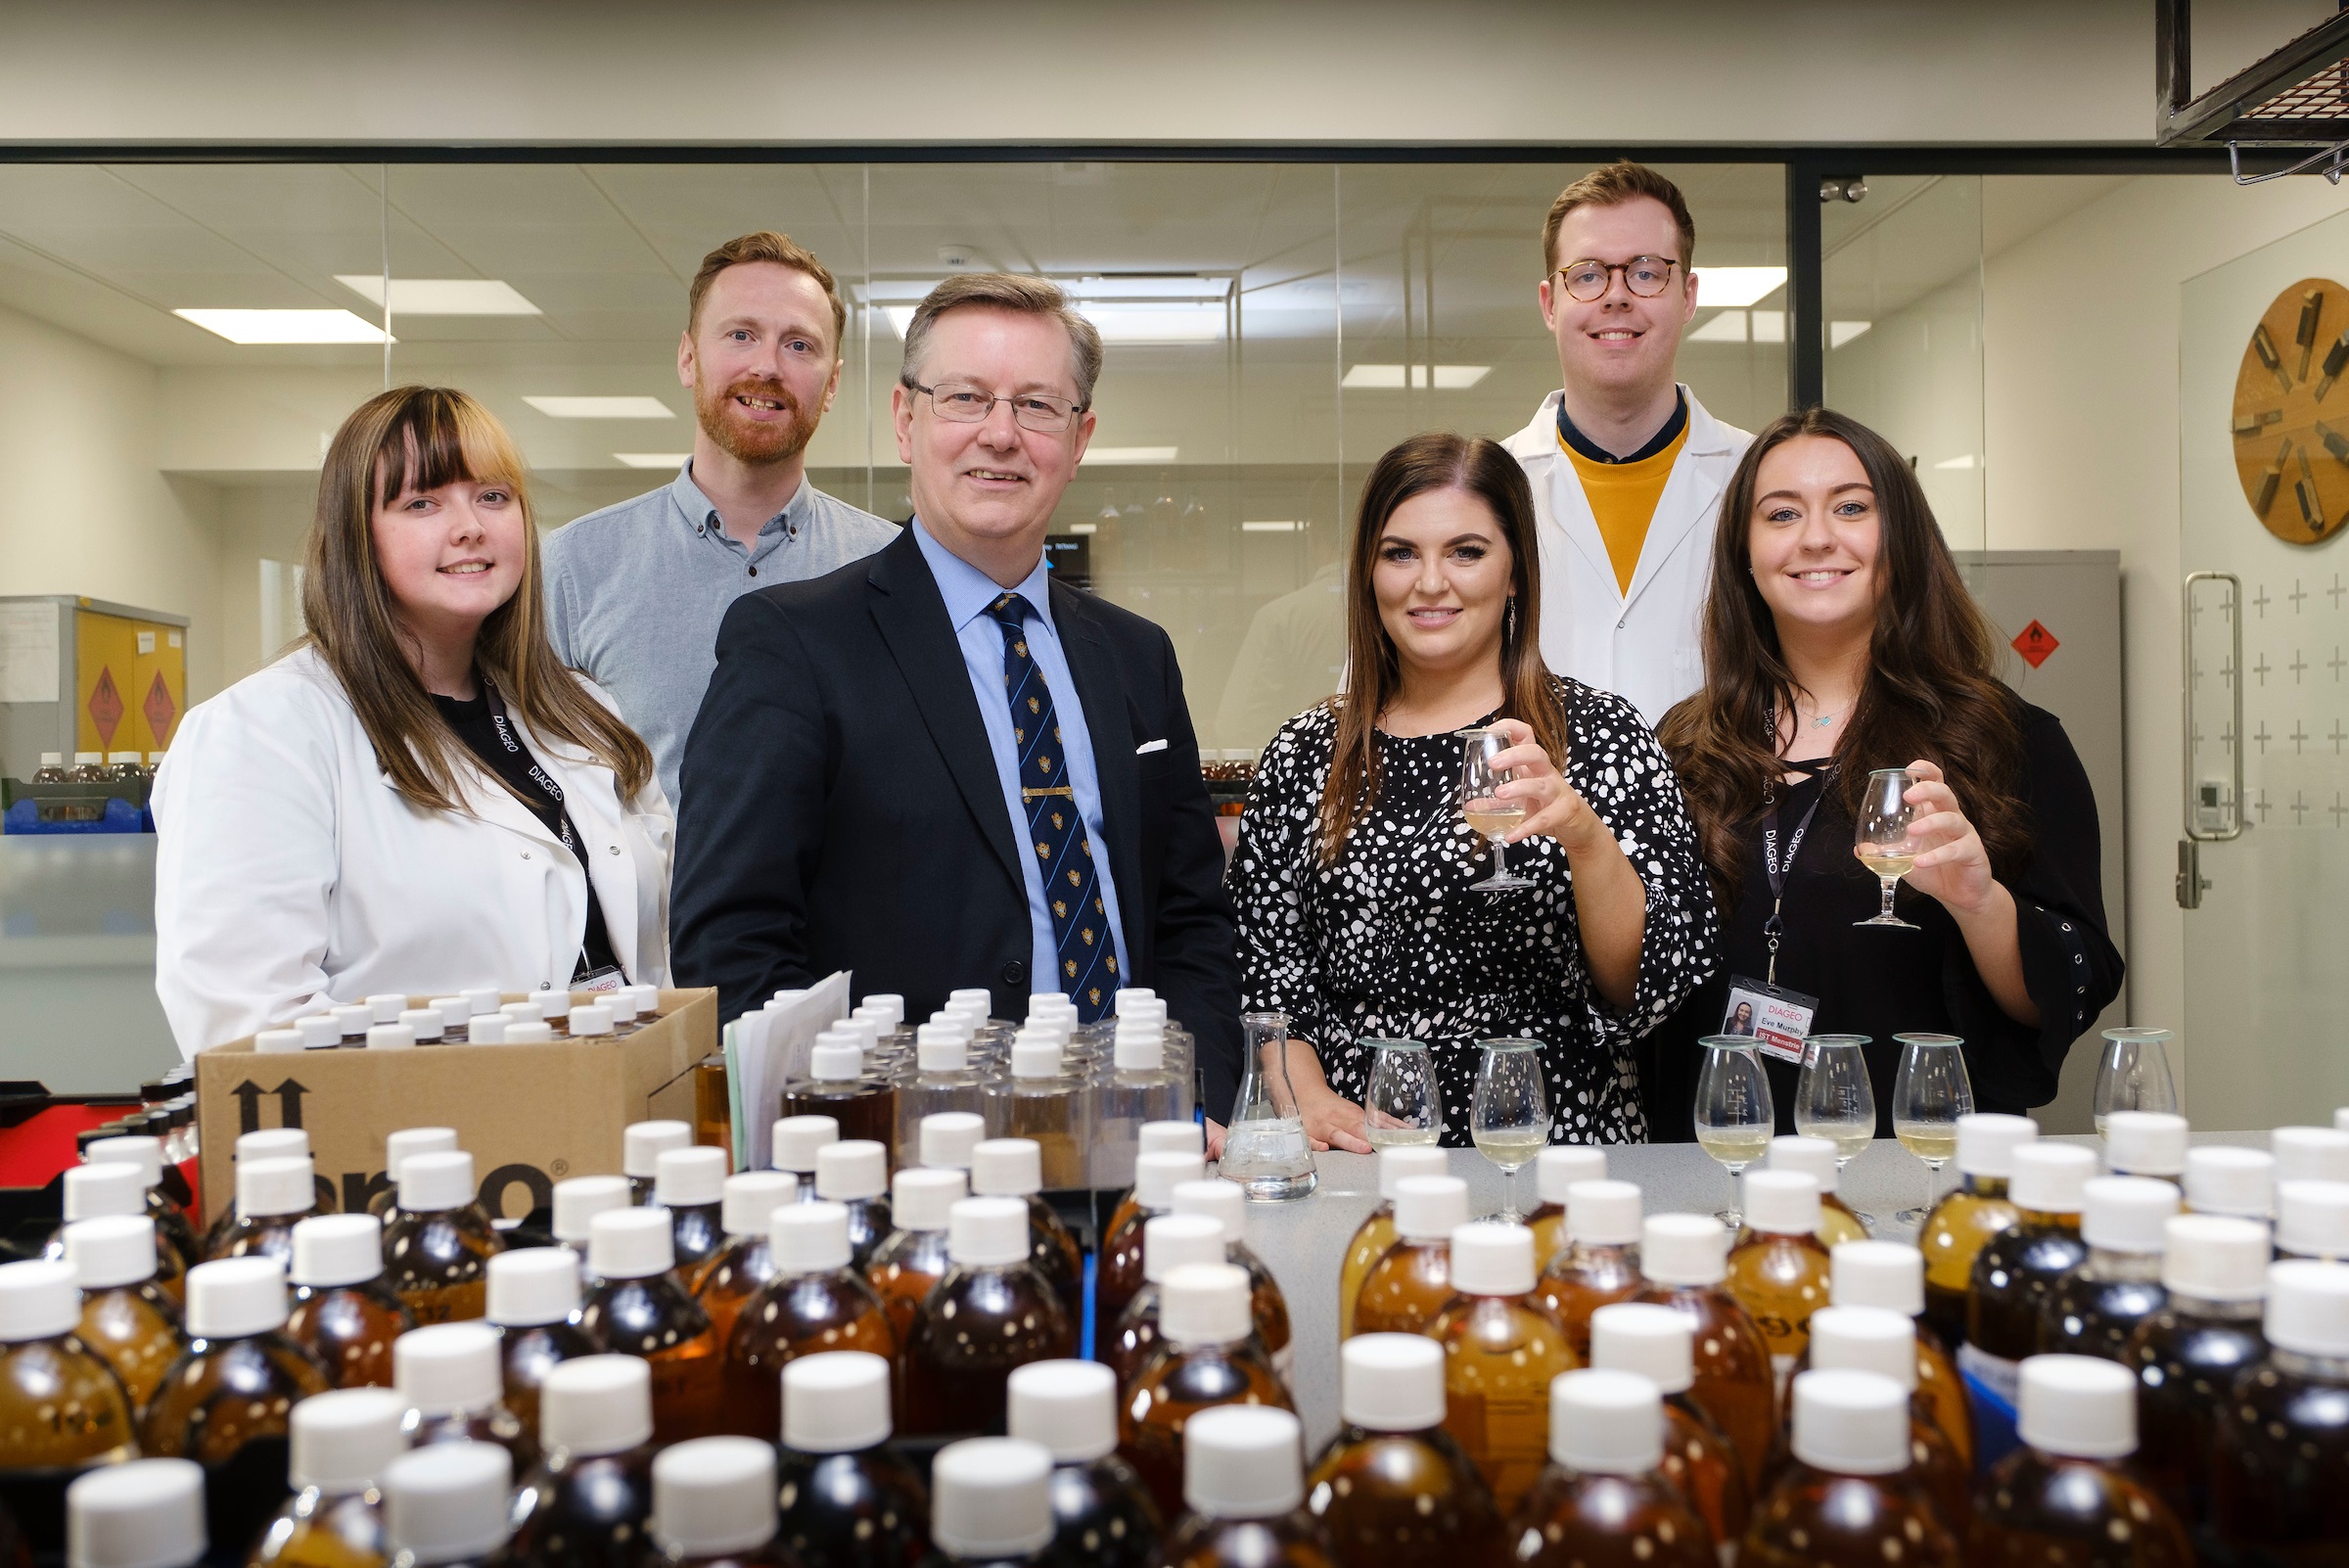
[1758,759,1835,988]
[481,677,582,859]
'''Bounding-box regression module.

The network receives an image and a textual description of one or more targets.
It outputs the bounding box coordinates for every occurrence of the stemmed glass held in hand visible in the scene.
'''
[2091,1027,2178,1137]
[1854,766,1922,928]
[1891,1033,1973,1227]
[1693,1036,1774,1228]
[1459,727,1534,893]
[1362,1039,1443,1149]
[1793,1034,1878,1224]
[1470,1039,1551,1221]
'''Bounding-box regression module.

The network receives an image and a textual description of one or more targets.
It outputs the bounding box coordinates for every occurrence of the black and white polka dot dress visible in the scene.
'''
[1226,676,1719,1145]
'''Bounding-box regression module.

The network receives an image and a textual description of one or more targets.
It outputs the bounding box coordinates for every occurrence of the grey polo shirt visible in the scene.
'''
[543,461,898,810]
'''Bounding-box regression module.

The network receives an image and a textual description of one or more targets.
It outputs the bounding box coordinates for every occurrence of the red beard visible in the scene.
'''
[696,374,816,465]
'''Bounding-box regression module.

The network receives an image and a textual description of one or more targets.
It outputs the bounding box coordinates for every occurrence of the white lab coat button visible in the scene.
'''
[609,844,621,855]
[522,851,531,860]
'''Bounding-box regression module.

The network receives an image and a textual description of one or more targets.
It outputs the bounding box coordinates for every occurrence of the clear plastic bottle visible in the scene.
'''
[719,1201,895,1443]
[1965,1141,2096,1409]
[696,1171,800,1354]
[2183,1144,2275,1222]
[484,1247,593,1451]
[646,1437,786,1568]
[1334,1148,1449,1341]
[1350,1176,1469,1338]
[1724,1169,1832,1385]
[2275,1177,2349,1261]
[770,1117,840,1202]
[2037,1176,2178,1359]
[865,1169,965,1353]
[928,1437,1056,1568]
[623,1123,693,1207]
[2101,1112,2188,1188]
[1090,1019,1193,1194]
[986,1034,1093,1193]
[1007,1360,1162,1568]
[1632,1214,1776,1497]
[1154,1406,1332,1568]
[1739,1369,1958,1568]
[1118,1263,1293,1520]
[816,1143,894,1273]
[1587,1302,1753,1553]
[367,1130,460,1225]
[1103,1216,1226,1391]
[655,1148,732,1295]
[1969,1354,2193,1566]
[905,1198,1077,1437]
[972,1141,1084,1330]
[1760,1135,1870,1247]
[775,1352,932,1568]
[46,1163,186,1303]
[2212,1259,2349,1558]
[382,1153,500,1326]
[2119,1214,2268,1535]
[60,1216,187,1411]
[1095,1152,1204,1340]
[579,1208,722,1445]
[894,1029,989,1170]
[1523,1146,1606,1271]
[783,1035,899,1164]
[1506,1367,1714,1567]
[550,1177,632,1290]
[0,1260,139,1560]
[286,1214,413,1390]
[1917,1112,2035,1350]
[1424,1222,1571,1514]
[65,1458,207,1568]
[80,1135,202,1278]
[1801,1306,1971,1534]
[1302,1334,1496,1568]
[1535,1178,1644,1364]
[249,1387,405,1568]
[211,1155,325,1270]
[1822,1239,1972,1470]
[511,1356,658,1568]
[1098,1125,1203,1265]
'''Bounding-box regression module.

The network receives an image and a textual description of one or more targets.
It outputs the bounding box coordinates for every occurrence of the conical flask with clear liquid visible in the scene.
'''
[1219,1012,1316,1201]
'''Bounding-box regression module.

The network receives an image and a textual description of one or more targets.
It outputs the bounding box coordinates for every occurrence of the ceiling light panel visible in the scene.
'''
[876,300,1224,343]
[335,276,542,315]
[524,396,676,419]
[173,308,392,345]
[613,452,691,469]
[1080,446,1179,465]
[1341,364,1492,390]
[1695,266,1788,307]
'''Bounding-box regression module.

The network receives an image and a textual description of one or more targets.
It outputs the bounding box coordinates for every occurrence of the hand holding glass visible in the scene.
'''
[1854,766,1921,928]
[1362,1039,1442,1149]
[1470,1040,1550,1221]
[1891,1033,1973,1226]
[1459,727,1534,892]
[2091,1027,2178,1136]
[1693,1037,1774,1227]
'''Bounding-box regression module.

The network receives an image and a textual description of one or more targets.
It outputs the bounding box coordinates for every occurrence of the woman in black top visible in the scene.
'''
[1225,434,1718,1149]
[1652,408,2123,1135]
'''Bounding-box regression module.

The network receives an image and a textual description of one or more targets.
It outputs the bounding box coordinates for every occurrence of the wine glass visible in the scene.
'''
[1470,1039,1550,1221]
[1793,1035,1878,1222]
[1891,1033,1974,1226]
[1459,727,1534,893]
[1363,1039,1443,1149]
[1693,1036,1774,1227]
[1854,766,1921,928]
[2091,1027,2179,1136]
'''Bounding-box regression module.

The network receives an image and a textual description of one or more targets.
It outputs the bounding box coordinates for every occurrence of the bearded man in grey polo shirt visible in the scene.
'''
[544,231,896,808]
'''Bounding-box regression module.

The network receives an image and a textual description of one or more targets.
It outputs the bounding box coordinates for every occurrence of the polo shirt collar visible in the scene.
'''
[668,458,809,539]
[911,517,1054,636]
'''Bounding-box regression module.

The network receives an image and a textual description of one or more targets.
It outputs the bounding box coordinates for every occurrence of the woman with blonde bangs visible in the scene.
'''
[154,386,672,1055]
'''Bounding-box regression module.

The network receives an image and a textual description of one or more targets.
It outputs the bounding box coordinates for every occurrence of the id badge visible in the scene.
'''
[1722,974,1817,1065]
[573,965,627,993]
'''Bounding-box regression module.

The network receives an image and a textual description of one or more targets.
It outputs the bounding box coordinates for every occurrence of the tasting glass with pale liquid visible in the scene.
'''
[1853,767,1920,928]
[1693,1037,1773,1228]
[1458,727,1533,893]
[1469,1040,1549,1222]
[1890,1034,1971,1227]
[1793,1036,1876,1222]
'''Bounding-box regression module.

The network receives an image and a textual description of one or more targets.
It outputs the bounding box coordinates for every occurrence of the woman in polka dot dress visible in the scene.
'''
[1224,433,1718,1150]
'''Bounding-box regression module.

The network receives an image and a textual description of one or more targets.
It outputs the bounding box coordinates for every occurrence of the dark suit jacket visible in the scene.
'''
[670,526,1245,1116]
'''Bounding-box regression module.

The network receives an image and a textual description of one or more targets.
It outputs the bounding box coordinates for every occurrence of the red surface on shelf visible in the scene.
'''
[0,1102,137,1188]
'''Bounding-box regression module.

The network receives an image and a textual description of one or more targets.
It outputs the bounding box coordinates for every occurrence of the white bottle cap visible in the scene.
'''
[71,752,101,765]
[1391,1176,1470,1242]
[468,1015,509,1045]
[1567,1180,1644,1247]
[256,1030,305,1055]
[570,1004,614,1038]
[1375,1146,1450,1200]
[972,1138,1043,1197]
[551,1176,631,1247]
[394,1321,503,1416]
[504,1021,555,1045]
[1806,1306,1917,1392]
[2267,1258,2349,1356]
[2339,1107,2349,1132]
[917,1028,969,1074]
[185,1255,288,1338]
[2010,1142,2098,1212]
[460,989,502,1017]
[1139,1122,1205,1158]
[238,1155,315,1220]
[1548,1368,1663,1475]
[657,1146,729,1209]
[400,1151,476,1215]
[1334,1332,1445,1431]
[1008,1359,1118,1460]
[810,1041,863,1082]
[2279,1179,2349,1257]
[893,1169,967,1231]
[1010,1039,1065,1080]
[1142,1215,1226,1284]
[291,1214,384,1288]
[1027,991,1073,1016]
[2018,1354,2138,1458]
[333,1004,375,1038]
[1113,1022,1165,1072]
[1742,1170,1821,1236]
[812,1143,885,1205]
[622,1121,692,1179]
[1767,1136,1840,1193]
[1589,1303,1694,1394]
[1171,1179,1247,1241]
[771,1202,852,1273]
[394,1009,444,1043]
[1641,1214,1729,1286]
[652,1437,778,1557]
[947,1196,1031,1268]
[626,985,662,1014]
[37,753,59,767]
[500,1000,543,1024]
[1956,1113,2040,1176]
[84,1138,163,1191]
[64,1163,146,1222]
[383,1442,511,1564]
[721,1171,800,1236]
[922,1113,988,1172]
[431,998,470,1029]
[2080,1176,2180,1253]
[297,1017,342,1050]
[931,1437,1053,1559]
[1160,1262,1251,1346]
[1116,988,1158,1011]
[289,1387,407,1493]
[383,1128,460,1189]
[485,1247,579,1327]
[589,1206,674,1280]
[366,994,408,1024]
[67,1458,206,1568]
[948,989,994,1013]
[2103,1112,2189,1177]
[2275,1126,2349,1184]
[860,993,906,1030]
[541,1354,653,1455]
[604,990,641,1025]
[772,1116,840,1175]
[1448,1222,1536,1297]
[1182,1405,1303,1518]
[2161,1215,2270,1301]
[64,1216,160,1291]
[1788,1367,1910,1475]
[1133,1151,1206,1210]
[1828,1240,1925,1316]
[0,1259,83,1341]
[537,993,574,1023]
[783,1351,893,1453]
[2186,1145,2276,1220]
[239,1129,310,1162]
[1534,1145,1607,1207]
[108,752,142,767]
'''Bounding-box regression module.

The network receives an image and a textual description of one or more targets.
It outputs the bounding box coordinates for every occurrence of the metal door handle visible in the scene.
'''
[2183,571,2245,846]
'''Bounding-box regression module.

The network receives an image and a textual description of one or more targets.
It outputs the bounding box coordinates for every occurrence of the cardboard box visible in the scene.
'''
[194,989,717,1224]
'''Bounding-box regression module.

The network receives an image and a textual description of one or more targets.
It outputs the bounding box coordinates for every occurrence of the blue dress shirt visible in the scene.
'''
[910,519,1133,996]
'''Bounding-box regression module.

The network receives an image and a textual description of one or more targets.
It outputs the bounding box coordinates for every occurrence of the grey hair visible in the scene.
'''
[898,272,1104,408]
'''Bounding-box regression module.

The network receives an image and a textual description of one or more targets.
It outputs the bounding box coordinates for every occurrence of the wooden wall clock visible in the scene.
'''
[2234,275,2349,545]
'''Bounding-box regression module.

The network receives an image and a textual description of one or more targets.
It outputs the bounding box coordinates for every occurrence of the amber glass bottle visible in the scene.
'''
[694,1171,799,1354]
[579,1208,723,1445]
[1154,1407,1333,1568]
[1760,1135,1869,1247]
[551,1176,632,1287]
[1007,1360,1163,1568]
[1524,1146,1607,1272]
[511,1356,659,1568]
[284,1214,412,1391]
[782,1037,899,1163]
[1118,1263,1292,1521]
[904,1198,1077,1438]
[1586,1302,1753,1552]
[1102,1216,1226,1391]
[381,1441,514,1568]
[1724,1170,1832,1382]
[2038,1176,2177,1360]
[211,1155,325,1269]
[1965,1142,2096,1407]
[1425,1222,1572,1514]
[2212,1260,2349,1559]
[1505,1368,1714,1568]
[1818,1239,1972,1469]
[816,1142,896,1273]
[776,1351,933,1568]
[381,1152,500,1325]
[719,1201,895,1442]
[1740,1369,1959,1568]
[62,1459,206,1568]
[0,1260,139,1560]
[654,1148,732,1295]
[47,1163,186,1305]
[1097,1124,1202,1267]
[1350,1176,1469,1338]
[1535,1178,1644,1364]
[1303,1333,1497,1568]
[645,1436,786,1568]
[623,1123,694,1208]
[61,1216,188,1411]
[1916,1113,2034,1349]
[392,1321,534,1475]
[1799,1307,1970,1534]
[2119,1214,2268,1537]
[367,1128,459,1226]
[1334,1149,1450,1341]
[1094,1153,1203,1342]
[1632,1214,1775,1497]
[484,1248,594,1451]
[138,1255,332,1555]
[865,1169,963,1355]
[928,1437,1057,1567]
[81,1135,202,1281]
[250,1386,405,1568]
[1970,1354,2193,1566]
[1166,1181,1293,1387]
[971,1140,1084,1330]
[769,1116,840,1208]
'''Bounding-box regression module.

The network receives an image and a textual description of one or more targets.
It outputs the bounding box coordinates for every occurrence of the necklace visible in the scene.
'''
[1799,700,1850,729]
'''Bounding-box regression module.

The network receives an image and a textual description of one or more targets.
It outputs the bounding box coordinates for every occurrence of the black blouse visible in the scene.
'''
[1645,697,2124,1139]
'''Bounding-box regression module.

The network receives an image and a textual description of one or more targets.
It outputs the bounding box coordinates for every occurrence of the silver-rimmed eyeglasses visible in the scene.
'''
[906,380,1085,433]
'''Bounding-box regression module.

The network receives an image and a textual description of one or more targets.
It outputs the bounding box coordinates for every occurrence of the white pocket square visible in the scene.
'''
[1135,738,1169,755]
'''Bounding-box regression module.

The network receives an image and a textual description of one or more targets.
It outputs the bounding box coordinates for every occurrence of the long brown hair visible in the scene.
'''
[1318,433,1572,860]
[300,386,655,813]
[1656,406,2027,906]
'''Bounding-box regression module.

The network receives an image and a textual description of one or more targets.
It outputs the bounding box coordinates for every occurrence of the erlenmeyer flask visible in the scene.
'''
[1220,1011,1317,1201]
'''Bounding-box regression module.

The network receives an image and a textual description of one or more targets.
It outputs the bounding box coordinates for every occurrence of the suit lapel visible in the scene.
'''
[1053,581,1144,965]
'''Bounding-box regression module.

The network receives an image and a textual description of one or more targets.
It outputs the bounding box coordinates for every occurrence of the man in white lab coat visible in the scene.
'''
[1503,162,1753,726]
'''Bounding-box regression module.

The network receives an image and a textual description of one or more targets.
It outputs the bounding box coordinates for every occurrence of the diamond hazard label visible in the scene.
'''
[143,671,177,746]
[2012,620,2060,669]
[87,666,122,746]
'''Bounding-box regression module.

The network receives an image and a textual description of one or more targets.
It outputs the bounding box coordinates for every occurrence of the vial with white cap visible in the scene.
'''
[510,1357,658,1567]
[1533,1178,1645,1364]
[984,1031,1094,1192]
[2277,1176,2349,1261]
[1006,1360,1160,1567]
[1972,1355,2194,1562]
[1586,1302,1753,1552]
[1797,1307,1972,1530]
[1121,1263,1289,1519]
[59,1216,187,1411]
[1509,1369,1713,1568]
[1352,1176,1469,1337]
[218,1153,325,1268]
[902,1198,1077,1438]
[2103,1110,2189,1181]
[430,998,472,1043]
[622,1122,692,1206]
[392,1321,530,1470]
[382,1442,514,1568]
[1158,1407,1328,1566]
[970,1139,1083,1325]
[45,1163,185,1298]
[1725,1168,1831,1375]
[694,1171,800,1355]
[483,1248,591,1449]
[1099,1122,1204,1247]
[717,1203,893,1446]
[2274,1125,2349,1185]
[1093,1011,1193,1196]
[1301,1334,1498,1564]
[549,1176,631,1285]
[1966,1141,2097,1385]
[774,1353,933,1567]
[927,1437,1055,1566]
[80,1133,201,1274]
[1100,1214,1227,1389]
[780,1030,898,1162]
[865,1168,966,1346]
[2184,1143,2276,1222]
[65,1458,206,1568]
[332,1004,375,1042]
[892,1029,986,1172]
[383,1151,500,1324]
[577,1209,721,1447]
[653,1146,731,1290]
[1746,1370,1959,1566]
[1821,1239,1971,1469]
[2117,1214,2270,1527]
[813,1140,892,1270]
[366,1129,461,1223]
[0,1258,140,1540]
[919,1112,988,1176]
[1915,1111,2037,1348]
[250,1387,405,1568]
[2210,1261,2349,1554]
[767,1116,839,1200]
[647,1436,779,1567]
[1631,1214,1776,1499]
[1762,1134,1869,1245]
[1528,1143,1608,1265]
[284,1212,412,1390]
[2039,1176,2179,1360]
[1335,1146,1450,1339]
[1423,1222,1568,1512]
[1095,1150,1206,1335]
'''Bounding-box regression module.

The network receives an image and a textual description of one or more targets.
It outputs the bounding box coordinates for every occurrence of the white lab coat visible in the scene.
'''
[1503,386,1752,727]
[153,645,672,1057]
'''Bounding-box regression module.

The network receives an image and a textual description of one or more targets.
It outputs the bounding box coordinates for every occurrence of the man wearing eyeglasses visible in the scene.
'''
[670,273,1243,1111]
[1503,161,1753,726]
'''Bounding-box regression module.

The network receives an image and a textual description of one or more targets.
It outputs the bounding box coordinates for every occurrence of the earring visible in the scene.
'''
[1504,597,1518,643]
